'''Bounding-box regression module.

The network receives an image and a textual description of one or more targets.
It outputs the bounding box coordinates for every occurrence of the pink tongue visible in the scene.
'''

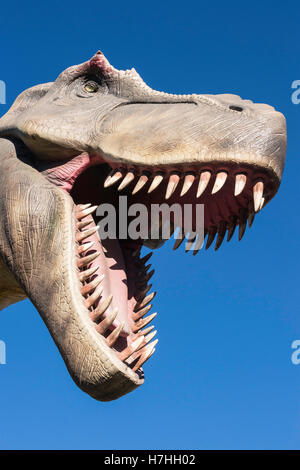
[85,228,131,335]
[100,237,131,334]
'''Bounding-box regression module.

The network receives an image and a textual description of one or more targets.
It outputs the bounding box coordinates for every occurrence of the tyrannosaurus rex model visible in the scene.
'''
[0,52,286,401]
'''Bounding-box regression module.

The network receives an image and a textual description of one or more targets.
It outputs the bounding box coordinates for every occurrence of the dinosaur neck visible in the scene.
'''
[0,137,33,310]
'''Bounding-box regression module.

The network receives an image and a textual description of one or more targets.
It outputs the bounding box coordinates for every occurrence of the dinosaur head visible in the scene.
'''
[0,52,286,401]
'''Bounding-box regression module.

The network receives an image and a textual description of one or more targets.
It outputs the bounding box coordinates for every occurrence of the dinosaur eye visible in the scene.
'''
[84,81,99,93]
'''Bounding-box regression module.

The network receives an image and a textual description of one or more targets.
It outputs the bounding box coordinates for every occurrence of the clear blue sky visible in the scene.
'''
[0,0,299,450]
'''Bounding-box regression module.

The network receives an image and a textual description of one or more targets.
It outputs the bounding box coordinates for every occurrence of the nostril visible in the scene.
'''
[229,105,243,112]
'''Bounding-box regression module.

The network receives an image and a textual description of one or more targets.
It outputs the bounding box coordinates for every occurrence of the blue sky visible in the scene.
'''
[0,0,300,450]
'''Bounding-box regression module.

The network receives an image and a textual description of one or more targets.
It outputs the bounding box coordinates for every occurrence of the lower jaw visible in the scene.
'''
[37,155,159,395]
[17,186,145,401]
[71,201,156,400]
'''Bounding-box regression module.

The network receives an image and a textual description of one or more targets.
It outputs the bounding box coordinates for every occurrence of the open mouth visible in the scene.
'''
[0,48,287,402]
[49,153,280,380]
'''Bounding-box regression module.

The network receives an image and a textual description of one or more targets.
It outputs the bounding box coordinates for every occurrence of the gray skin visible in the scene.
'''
[0,51,287,401]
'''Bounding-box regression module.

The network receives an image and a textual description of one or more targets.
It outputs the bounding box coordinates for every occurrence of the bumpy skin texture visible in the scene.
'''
[0,52,287,401]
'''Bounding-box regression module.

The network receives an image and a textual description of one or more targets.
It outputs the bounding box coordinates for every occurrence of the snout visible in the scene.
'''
[213,93,287,179]
[97,96,286,181]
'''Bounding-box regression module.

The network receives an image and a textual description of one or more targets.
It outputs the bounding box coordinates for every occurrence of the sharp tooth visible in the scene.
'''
[185,234,197,253]
[139,325,155,336]
[104,169,123,188]
[205,227,217,249]
[143,263,152,273]
[248,211,255,228]
[82,205,98,216]
[238,209,247,241]
[132,173,149,194]
[142,330,157,346]
[227,216,237,242]
[132,347,156,372]
[137,263,151,277]
[118,171,135,191]
[77,218,94,230]
[118,336,145,361]
[234,174,247,196]
[128,331,158,362]
[140,252,153,264]
[84,285,103,309]
[132,340,158,372]
[103,169,114,187]
[134,292,156,311]
[165,173,180,200]
[180,173,195,196]
[76,226,98,242]
[211,172,228,194]
[77,251,100,269]
[259,197,265,210]
[173,234,185,250]
[197,171,211,198]
[135,284,152,302]
[81,277,102,296]
[79,266,100,282]
[137,269,155,284]
[238,221,247,240]
[133,312,157,333]
[78,241,94,255]
[215,221,227,250]
[148,173,164,193]
[130,334,158,361]
[133,304,152,321]
[76,203,91,215]
[91,294,113,321]
[76,205,98,220]
[106,322,125,348]
[253,181,264,212]
[193,232,206,255]
[96,308,118,334]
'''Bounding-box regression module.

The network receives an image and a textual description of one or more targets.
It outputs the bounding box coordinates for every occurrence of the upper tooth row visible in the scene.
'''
[104,170,265,212]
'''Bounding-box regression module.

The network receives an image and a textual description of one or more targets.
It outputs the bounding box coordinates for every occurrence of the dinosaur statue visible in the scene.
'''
[0,51,286,401]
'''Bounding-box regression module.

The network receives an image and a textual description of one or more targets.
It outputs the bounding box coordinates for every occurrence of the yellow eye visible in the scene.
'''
[84,82,99,93]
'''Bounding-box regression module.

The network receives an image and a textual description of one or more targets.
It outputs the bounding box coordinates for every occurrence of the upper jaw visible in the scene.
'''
[96,99,286,181]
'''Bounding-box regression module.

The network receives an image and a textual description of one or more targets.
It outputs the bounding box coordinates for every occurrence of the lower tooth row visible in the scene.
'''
[75,204,157,372]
